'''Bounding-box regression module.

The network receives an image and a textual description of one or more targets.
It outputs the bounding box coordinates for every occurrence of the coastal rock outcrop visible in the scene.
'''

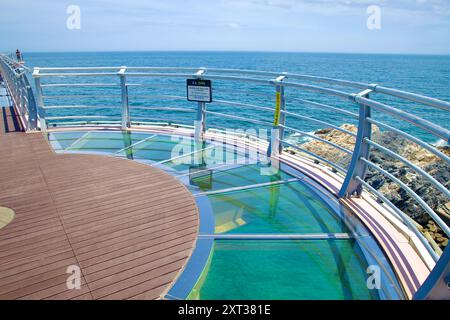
[292,124,449,249]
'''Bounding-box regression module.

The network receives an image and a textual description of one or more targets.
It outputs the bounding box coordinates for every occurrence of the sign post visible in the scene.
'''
[187,79,212,141]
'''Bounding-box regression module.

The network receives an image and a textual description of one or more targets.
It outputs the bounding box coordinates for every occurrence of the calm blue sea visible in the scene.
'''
[23,51,450,144]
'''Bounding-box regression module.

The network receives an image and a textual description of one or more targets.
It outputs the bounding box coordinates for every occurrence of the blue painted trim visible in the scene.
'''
[165,238,214,300]
[196,195,216,235]
[165,195,215,300]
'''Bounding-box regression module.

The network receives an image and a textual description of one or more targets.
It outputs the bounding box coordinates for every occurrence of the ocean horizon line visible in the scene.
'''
[4,49,450,57]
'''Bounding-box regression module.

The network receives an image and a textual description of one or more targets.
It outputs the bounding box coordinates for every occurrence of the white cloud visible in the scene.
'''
[221,0,450,16]
[1,0,449,53]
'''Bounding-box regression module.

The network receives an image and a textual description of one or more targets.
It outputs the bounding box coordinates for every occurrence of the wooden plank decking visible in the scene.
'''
[0,105,199,300]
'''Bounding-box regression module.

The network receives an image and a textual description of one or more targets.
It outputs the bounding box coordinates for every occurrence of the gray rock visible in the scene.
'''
[300,124,450,246]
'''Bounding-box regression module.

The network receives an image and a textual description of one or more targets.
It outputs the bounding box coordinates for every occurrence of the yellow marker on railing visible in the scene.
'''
[273,91,281,126]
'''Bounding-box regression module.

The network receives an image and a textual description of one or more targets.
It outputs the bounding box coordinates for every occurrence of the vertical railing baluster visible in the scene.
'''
[25,79,38,131]
[194,68,207,142]
[119,66,130,130]
[195,101,206,142]
[278,83,287,145]
[32,67,47,132]
[19,83,26,130]
[339,88,374,198]
[269,74,287,157]
[13,74,18,105]
[15,75,20,105]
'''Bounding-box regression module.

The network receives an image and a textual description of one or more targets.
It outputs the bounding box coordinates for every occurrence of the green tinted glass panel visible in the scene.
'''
[116,135,201,162]
[50,131,156,153]
[163,146,248,173]
[49,132,88,150]
[209,181,345,234]
[190,164,294,192]
[66,132,154,153]
[191,240,378,300]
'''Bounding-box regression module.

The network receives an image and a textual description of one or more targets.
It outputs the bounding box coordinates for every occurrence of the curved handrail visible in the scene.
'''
[32,65,450,111]
[0,54,37,131]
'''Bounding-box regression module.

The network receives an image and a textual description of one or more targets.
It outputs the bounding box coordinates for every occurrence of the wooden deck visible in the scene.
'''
[0,106,199,300]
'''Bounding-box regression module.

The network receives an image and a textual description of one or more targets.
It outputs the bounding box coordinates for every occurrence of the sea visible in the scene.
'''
[21,51,450,144]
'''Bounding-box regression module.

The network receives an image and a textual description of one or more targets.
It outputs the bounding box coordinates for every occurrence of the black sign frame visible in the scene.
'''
[186,79,212,103]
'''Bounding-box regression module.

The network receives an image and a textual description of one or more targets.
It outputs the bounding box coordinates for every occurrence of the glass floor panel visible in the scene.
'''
[50,131,267,171]
[46,130,405,300]
[190,240,379,300]
[188,163,295,192]
[208,181,346,234]
[162,146,258,174]
[68,132,152,153]
[115,135,208,163]
[50,131,156,153]
[49,132,89,151]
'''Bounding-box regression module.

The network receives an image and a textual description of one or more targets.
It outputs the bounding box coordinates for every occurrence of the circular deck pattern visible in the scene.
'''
[0,207,15,230]
[0,125,199,299]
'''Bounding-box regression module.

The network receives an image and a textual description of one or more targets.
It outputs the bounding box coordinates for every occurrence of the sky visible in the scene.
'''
[0,0,450,54]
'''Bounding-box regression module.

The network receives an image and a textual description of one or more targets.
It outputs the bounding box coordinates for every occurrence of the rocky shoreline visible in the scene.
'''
[291,124,449,249]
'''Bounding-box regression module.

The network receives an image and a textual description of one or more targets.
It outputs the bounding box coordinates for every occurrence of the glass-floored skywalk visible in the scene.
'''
[48,131,405,300]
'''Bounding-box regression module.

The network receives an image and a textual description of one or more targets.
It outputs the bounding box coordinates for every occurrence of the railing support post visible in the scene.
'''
[18,84,25,123]
[269,74,287,157]
[194,68,207,142]
[339,89,373,198]
[270,127,280,158]
[12,75,18,103]
[278,84,287,145]
[119,66,130,130]
[32,68,47,132]
[195,102,206,142]
[414,245,450,300]
[26,83,38,131]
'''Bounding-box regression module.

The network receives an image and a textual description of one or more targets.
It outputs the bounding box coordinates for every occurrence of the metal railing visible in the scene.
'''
[0,55,37,131]
[0,54,449,297]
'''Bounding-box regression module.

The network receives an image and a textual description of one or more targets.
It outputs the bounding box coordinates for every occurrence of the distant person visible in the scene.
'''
[15,49,22,61]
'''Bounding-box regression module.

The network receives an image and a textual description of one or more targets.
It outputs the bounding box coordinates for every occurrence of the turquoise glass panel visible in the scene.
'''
[115,135,201,162]
[190,164,295,192]
[48,132,88,150]
[191,240,379,300]
[208,181,345,234]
